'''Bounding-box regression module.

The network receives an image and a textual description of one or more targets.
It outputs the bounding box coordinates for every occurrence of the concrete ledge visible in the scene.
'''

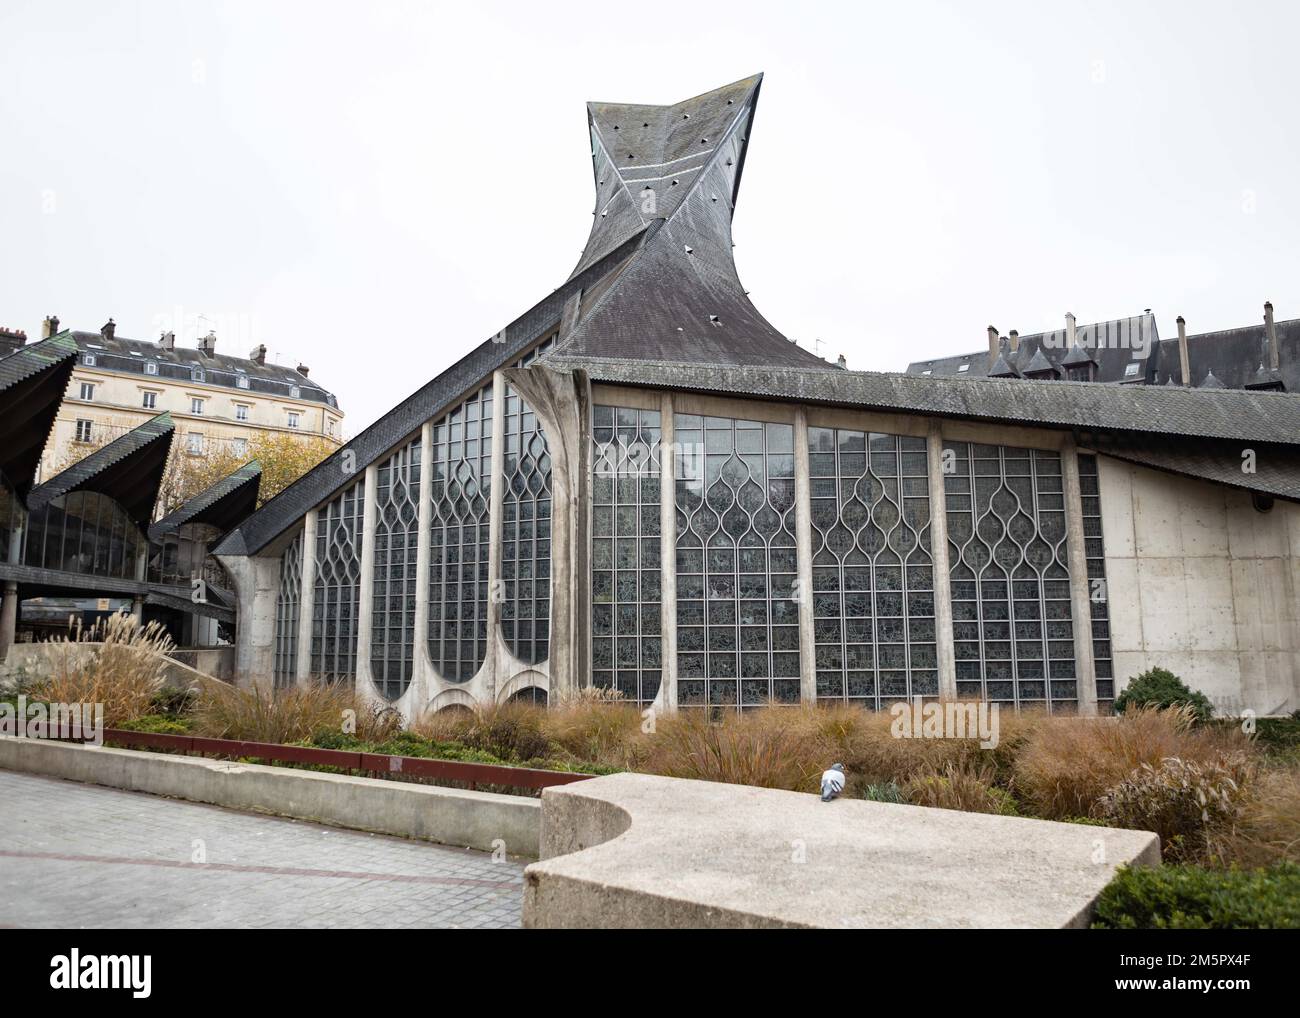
[523,773,1160,928]
[0,736,540,859]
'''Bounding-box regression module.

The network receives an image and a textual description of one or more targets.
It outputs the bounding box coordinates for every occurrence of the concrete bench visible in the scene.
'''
[523,772,1160,928]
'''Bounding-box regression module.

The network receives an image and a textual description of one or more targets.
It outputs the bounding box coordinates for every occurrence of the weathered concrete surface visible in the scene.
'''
[523,772,1160,929]
[0,736,540,859]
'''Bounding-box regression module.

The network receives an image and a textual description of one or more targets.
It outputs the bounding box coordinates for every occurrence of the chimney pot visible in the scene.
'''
[836,354,846,369]
[41,315,60,339]
[159,330,176,351]
[1264,301,1280,372]
[197,330,217,356]
[250,344,267,366]
[1177,315,1191,386]
[101,318,115,340]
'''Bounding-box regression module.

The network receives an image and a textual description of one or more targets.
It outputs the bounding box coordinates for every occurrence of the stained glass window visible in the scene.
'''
[500,385,551,665]
[312,480,364,683]
[674,414,800,710]
[945,442,1076,711]
[808,429,936,707]
[273,531,302,688]
[372,439,421,699]
[1078,454,1114,710]
[428,385,493,681]
[591,405,662,707]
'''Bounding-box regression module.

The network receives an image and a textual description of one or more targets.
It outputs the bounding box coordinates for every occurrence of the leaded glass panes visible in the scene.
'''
[312,480,364,683]
[273,531,302,688]
[372,439,421,699]
[674,414,800,710]
[1079,454,1114,711]
[808,428,935,707]
[21,491,144,580]
[501,385,551,665]
[428,386,492,682]
[945,442,1076,710]
[591,404,662,707]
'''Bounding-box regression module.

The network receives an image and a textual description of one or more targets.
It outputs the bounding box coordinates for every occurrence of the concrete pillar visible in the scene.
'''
[0,581,18,663]
[501,364,590,699]
[216,552,282,690]
[1061,439,1099,716]
[354,462,380,701]
[926,422,958,699]
[655,392,678,714]
[295,509,318,685]
[412,420,434,709]
[792,408,817,704]
[485,371,508,701]
[130,595,144,623]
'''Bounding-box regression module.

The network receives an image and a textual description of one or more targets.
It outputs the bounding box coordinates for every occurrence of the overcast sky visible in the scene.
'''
[3,0,1298,433]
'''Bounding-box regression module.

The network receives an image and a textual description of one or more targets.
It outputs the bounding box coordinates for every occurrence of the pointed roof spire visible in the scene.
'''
[1198,369,1226,389]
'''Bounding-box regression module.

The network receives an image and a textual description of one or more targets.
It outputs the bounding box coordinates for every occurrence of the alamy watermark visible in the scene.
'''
[0,695,103,746]
[889,696,1000,749]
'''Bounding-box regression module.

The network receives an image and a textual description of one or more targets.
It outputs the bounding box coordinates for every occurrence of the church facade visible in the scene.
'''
[213,75,1300,718]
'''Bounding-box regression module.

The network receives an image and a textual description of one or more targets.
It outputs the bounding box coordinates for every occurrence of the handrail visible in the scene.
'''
[94,728,593,792]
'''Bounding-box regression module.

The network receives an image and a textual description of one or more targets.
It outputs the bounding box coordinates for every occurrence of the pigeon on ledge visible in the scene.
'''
[820,763,846,802]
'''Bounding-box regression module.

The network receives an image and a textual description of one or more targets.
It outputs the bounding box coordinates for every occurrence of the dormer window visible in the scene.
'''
[83,353,96,366]
[237,374,250,389]
[290,385,301,398]
[145,361,158,375]
[192,366,205,382]
[1123,362,1139,378]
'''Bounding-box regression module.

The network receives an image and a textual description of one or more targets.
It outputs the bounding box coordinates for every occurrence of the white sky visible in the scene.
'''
[3,0,1298,434]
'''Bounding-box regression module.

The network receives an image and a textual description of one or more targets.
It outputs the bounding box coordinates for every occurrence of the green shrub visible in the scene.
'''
[117,713,192,735]
[861,781,905,804]
[149,685,197,718]
[1092,862,1300,928]
[1115,667,1213,724]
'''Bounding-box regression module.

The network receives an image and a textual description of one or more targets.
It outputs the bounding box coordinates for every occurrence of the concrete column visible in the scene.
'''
[412,420,434,708]
[926,422,958,699]
[216,552,281,690]
[501,364,590,699]
[0,581,18,663]
[130,595,144,623]
[354,462,380,700]
[485,371,507,701]
[1061,439,1099,716]
[656,392,678,714]
[792,408,817,704]
[296,509,318,685]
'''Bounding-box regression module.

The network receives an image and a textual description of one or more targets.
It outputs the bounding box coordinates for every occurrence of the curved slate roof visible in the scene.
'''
[0,332,80,497]
[149,460,262,541]
[27,412,175,529]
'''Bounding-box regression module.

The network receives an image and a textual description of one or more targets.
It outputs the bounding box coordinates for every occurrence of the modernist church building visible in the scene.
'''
[206,74,1300,718]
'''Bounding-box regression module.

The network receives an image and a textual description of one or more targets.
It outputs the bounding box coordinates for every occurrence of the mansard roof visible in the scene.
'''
[27,412,175,529]
[0,332,79,498]
[149,460,262,541]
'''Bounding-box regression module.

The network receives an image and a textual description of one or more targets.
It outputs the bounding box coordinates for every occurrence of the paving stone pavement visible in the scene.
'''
[0,770,524,928]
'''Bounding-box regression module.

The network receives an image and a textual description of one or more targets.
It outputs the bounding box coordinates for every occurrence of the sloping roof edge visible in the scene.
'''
[148,460,262,541]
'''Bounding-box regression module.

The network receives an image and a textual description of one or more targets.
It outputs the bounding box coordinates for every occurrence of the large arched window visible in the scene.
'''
[273,531,303,688]
[372,438,421,699]
[312,481,364,683]
[22,490,145,580]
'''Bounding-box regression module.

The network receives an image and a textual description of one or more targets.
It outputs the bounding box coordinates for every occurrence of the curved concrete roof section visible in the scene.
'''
[557,74,829,369]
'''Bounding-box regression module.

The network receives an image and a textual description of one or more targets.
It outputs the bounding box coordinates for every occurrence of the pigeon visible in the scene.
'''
[820,763,846,802]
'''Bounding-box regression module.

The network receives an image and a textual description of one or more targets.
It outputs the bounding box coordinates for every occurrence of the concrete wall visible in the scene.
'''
[0,736,541,857]
[1099,456,1300,715]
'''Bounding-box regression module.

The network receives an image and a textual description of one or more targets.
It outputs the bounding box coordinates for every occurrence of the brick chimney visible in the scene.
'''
[101,318,116,340]
[296,362,310,378]
[249,344,267,366]
[0,326,26,356]
[41,315,60,339]
[197,330,217,356]
[1264,301,1280,372]
[159,330,176,351]
[1177,316,1190,386]
[987,325,999,367]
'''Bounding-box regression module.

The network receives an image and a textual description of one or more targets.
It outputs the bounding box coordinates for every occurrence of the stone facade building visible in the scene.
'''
[208,74,1300,718]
